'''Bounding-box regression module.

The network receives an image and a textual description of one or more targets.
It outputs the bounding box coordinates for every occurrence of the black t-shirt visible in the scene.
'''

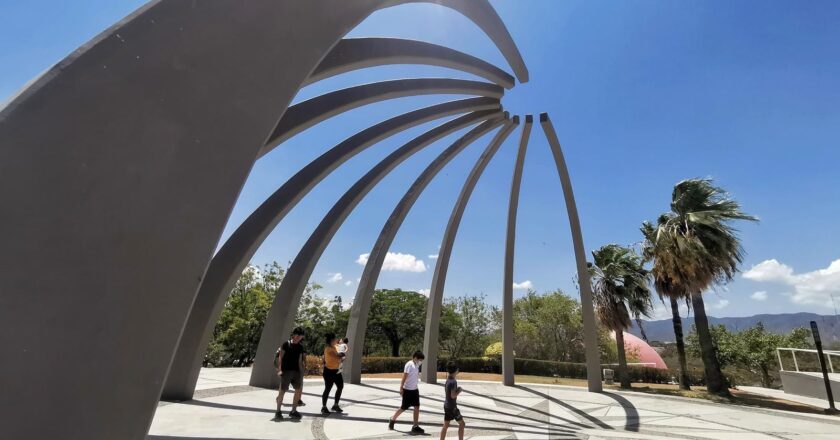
[444,377,458,409]
[280,340,305,371]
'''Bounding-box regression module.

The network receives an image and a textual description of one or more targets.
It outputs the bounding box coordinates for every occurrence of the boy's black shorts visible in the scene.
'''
[400,388,420,409]
[444,406,462,421]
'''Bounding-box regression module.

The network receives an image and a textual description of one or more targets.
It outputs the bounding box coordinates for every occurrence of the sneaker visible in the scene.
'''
[388,418,395,430]
[297,400,306,407]
[410,425,425,434]
[274,411,283,420]
[331,404,343,413]
[321,406,330,415]
[289,410,302,419]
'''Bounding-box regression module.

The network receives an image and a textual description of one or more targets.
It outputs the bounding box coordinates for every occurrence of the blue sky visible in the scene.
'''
[3,1,839,318]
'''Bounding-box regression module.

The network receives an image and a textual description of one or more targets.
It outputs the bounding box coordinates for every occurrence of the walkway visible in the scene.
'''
[149,368,840,439]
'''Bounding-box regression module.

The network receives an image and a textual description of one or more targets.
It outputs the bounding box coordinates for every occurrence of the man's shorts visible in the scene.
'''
[280,370,303,392]
[444,406,463,422]
[400,388,420,410]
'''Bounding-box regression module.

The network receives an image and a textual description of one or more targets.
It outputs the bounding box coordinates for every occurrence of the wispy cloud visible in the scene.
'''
[327,272,343,283]
[513,280,533,290]
[712,299,730,309]
[744,258,840,308]
[417,288,430,297]
[356,252,427,272]
[750,290,768,301]
[428,254,439,260]
[344,280,353,286]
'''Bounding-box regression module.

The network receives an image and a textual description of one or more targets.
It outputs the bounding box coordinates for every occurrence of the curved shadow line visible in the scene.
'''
[513,385,614,431]
[249,114,506,388]
[263,78,503,155]
[345,118,517,384]
[600,391,641,432]
[162,100,498,401]
[306,38,515,89]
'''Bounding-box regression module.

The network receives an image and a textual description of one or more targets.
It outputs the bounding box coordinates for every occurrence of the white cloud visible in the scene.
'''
[417,288,430,297]
[344,280,353,286]
[750,290,768,301]
[428,254,439,260]
[327,272,343,283]
[743,258,840,308]
[743,259,795,283]
[356,252,427,272]
[712,299,730,309]
[513,280,533,290]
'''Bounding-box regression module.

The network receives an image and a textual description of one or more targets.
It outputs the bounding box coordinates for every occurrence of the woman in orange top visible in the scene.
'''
[321,332,345,414]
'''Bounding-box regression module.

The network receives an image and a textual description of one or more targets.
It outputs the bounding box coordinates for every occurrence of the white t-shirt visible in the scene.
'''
[337,343,348,355]
[403,360,420,390]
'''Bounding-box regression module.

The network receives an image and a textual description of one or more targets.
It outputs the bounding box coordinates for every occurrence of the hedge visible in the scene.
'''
[359,356,669,384]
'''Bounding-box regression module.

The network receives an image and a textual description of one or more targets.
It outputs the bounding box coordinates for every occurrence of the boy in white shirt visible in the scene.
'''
[388,351,425,434]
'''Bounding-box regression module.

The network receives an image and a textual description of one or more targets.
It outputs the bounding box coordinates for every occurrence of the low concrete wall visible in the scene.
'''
[780,371,840,403]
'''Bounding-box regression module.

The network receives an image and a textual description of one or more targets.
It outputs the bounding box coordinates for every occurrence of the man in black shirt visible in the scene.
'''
[275,327,306,420]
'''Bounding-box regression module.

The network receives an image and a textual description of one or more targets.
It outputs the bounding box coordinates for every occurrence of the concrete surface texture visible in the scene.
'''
[149,368,840,439]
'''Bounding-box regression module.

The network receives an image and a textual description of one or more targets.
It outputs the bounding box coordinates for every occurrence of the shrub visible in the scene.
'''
[360,356,670,384]
[304,354,322,376]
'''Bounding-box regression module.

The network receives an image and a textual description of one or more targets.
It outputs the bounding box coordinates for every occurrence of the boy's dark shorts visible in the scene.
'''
[400,388,420,409]
[444,406,463,422]
[280,370,303,391]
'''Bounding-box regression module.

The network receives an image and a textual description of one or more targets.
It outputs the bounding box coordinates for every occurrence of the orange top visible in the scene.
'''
[324,345,341,370]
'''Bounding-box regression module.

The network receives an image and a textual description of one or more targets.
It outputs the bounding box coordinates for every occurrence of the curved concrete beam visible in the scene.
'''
[0,0,524,436]
[420,115,520,384]
[250,115,506,388]
[162,100,498,401]
[403,0,529,83]
[263,78,503,156]
[347,118,517,384]
[539,113,602,392]
[306,38,516,89]
[502,116,532,386]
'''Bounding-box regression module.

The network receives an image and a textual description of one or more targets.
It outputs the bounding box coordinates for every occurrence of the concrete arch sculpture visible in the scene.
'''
[306,38,516,88]
[162,101,499,401]
[539,113,602,392]
[502,116,533,386]
[264,78,503,156]
[0,1,528,438]
[347,117,518,384]
[250,114,506,388]
[419,115,519,384]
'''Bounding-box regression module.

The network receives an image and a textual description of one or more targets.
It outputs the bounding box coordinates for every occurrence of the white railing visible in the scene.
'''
[777,347,840,374]
[601,362,657,368]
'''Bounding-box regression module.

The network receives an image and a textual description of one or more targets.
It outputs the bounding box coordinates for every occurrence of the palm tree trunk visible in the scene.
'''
[615,328,631,389]
[670,296,691,390]
[690,292,730,396]
[635,317,649,342]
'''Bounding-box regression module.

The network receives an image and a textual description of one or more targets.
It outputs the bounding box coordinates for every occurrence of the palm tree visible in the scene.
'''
[641,218,693,390]
[590,244,653,389]
[644,179,757,396]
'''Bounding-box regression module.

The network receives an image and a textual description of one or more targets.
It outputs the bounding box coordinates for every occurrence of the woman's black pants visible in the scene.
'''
[322,368,343,407]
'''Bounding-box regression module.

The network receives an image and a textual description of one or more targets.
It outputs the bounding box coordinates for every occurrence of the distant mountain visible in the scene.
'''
[628,312,840,345]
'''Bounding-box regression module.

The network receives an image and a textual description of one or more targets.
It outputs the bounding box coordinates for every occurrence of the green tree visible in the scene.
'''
[439,294,496,359]
[367,289,427,356]
[735,324,813,388]
[644,179,757,396]
[205,262,284,366]
[507,290,615,362]
[687,324,739,373]
[590,244,653,389]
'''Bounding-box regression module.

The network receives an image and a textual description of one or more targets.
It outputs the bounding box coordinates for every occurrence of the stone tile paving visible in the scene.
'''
[149,371,840,440]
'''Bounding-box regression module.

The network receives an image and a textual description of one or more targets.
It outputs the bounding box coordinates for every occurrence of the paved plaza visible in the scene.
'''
[149,368,840,439]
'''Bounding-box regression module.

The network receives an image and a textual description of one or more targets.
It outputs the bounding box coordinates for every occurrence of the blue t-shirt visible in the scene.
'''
[444,377,458,409]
